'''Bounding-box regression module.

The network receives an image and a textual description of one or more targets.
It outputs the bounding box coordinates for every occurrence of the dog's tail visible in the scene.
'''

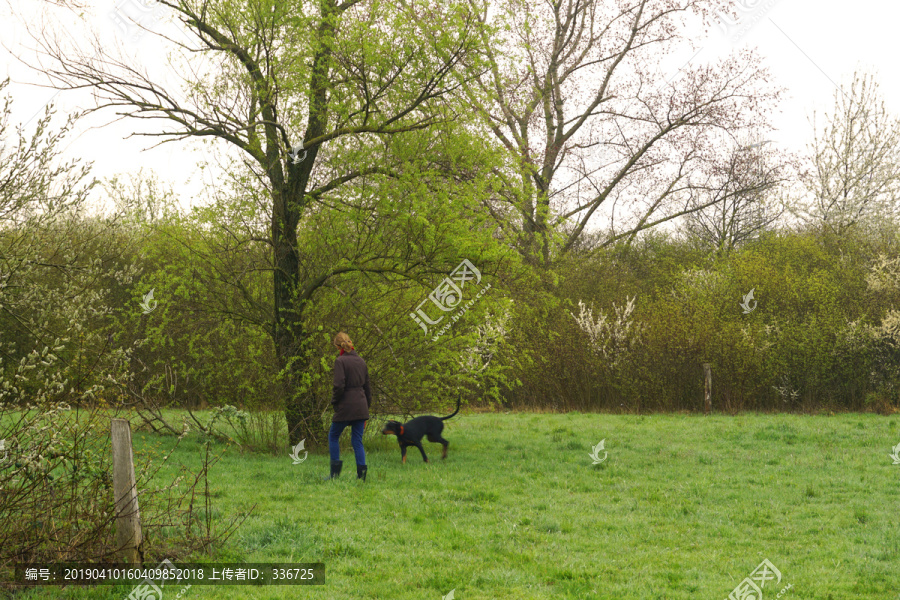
[441,395,462,421]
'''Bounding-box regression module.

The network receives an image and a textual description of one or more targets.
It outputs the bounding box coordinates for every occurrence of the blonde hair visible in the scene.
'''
[334,332,354,352]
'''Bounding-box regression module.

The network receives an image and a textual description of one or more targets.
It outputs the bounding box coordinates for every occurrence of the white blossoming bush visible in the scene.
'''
[569,297,644,369]
[0,83,240,566]
[865,256,900,405]
[671,268,728,305]
[828,255,900,410]
[865,254,900,294]
[458,305,512,376]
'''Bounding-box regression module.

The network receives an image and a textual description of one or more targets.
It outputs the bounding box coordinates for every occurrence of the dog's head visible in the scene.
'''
[381,421,403,436]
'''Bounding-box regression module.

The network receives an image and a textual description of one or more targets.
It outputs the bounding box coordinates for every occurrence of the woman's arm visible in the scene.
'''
[332,360,345,405]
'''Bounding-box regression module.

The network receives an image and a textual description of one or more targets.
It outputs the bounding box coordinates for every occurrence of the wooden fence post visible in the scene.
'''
[703,363,712,415]
[111,418,143,565]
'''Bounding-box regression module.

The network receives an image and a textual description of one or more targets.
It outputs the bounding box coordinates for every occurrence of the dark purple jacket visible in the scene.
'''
[331,349,371,422]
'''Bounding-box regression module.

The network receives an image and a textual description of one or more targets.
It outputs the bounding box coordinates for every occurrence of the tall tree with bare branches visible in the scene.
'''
[462,0,787,265]
[791,71,900,238]
[680,137,794,254]
[30,0,494,447]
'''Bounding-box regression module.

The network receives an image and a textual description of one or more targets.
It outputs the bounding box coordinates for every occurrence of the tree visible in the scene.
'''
[0,78,106,354]
[791,71,900,238]
[679,137,793,255]
[31,0,496,447]
[102,168,181,225]
[0,80,164,565]
[461,0,786,265]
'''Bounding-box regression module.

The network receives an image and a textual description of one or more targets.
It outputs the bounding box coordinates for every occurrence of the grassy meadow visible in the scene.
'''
[11,411,900,600]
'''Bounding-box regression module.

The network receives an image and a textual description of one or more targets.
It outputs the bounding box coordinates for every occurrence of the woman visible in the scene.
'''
[327,332,371,481]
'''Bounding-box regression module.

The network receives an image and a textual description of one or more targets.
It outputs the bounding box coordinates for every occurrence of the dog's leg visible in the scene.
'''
[427,433,449,459]
[400,443,408,464]
[415,443,429,463]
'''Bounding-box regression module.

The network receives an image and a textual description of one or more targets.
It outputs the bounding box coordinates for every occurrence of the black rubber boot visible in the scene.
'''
[356,464,367,481]
[325,460,342,480]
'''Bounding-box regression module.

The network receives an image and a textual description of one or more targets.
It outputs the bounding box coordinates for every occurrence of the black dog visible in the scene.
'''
[381,396,461,463]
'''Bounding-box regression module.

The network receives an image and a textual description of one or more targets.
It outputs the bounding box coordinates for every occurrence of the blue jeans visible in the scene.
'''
[328,419,366,465]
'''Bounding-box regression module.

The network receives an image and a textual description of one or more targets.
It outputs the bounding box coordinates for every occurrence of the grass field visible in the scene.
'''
[11,411,900,600]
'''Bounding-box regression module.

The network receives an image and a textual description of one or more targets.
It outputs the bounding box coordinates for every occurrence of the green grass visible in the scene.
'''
[11,412,900,599]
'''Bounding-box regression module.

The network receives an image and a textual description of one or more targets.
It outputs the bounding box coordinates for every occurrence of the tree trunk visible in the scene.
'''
[703,363,712,414]
[275,0,336,451]
[273,182,324,449]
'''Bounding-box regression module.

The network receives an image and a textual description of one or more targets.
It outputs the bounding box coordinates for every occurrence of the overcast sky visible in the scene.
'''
[2,0,899,215]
